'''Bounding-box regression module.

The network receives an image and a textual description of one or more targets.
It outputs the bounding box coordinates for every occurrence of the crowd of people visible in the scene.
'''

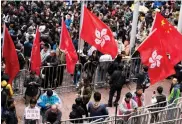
[1,0,182,124]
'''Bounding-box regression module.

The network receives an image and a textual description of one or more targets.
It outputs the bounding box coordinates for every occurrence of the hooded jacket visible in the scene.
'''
[88,102,108,119]
[168,83,181,104]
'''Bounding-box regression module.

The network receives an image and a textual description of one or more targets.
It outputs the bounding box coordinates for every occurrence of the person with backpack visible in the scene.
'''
[136,66,150,93]
[69,97,85,123]
[1,79,14,120]
[108,64,126,107]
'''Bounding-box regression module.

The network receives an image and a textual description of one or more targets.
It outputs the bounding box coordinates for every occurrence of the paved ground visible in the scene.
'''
[15,79,171,123]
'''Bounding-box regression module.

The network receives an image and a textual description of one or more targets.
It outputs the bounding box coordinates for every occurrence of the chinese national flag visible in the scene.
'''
[80,6,118,58]
[31,27,41,75]
[59,19,78,74]
[152,12,182,65]
[137,29,175,85]
[3,25,20,85]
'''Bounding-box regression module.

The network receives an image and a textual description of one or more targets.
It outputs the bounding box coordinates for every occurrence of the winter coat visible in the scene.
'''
[24,75,41,97]
[88,102,108,119]
[43,55,58,66]
[78,86,92,105]
[17,50,26,69]
[136,72,150,88]
[56,48,66,64]
[132,92,145,107]
[168,84,181,104]
[3,108,18,124]
[37,92,61,110]
[69,104,85,123]
[118,99,138,115]
[40,49,50,63]
[45,108,62,124]
[109,70,126,88]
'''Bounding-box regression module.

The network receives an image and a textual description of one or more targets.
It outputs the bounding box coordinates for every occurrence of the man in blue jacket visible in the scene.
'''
[37,89,62,123]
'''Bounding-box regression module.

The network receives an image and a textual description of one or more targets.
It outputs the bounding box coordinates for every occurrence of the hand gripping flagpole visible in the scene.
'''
[129,0,140,57]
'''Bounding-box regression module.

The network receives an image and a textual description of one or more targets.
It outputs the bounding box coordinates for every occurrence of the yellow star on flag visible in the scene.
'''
[161,20,165,26]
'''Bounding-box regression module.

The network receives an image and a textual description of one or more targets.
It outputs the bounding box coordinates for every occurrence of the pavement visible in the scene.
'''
[15,79,171,123]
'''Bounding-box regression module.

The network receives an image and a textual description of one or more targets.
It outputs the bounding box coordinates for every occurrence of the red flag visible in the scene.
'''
[152,12,182,65]
[80,6,118,58]
[31,27,41,75]
[59,19,78,74]
[3,25,20,85]
[137,29,175,85]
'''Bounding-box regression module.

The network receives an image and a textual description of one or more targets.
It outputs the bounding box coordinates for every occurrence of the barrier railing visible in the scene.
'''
[12,57,142,94]
[40,63,83,93]
[93,57,142,88]
[13,63,83,96]
[60,115,109,124]
[151,118,182,124]
[128,107,181,124]
[13,69,29,96]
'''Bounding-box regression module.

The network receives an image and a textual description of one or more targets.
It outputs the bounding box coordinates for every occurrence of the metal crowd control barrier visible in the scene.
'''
[151,118,182,124]
[13,69,29,96]
[61,115,109,124]
[12,63,83,96]
[40,63,83,93]
[128,107,181,124]
[93,57,142,88]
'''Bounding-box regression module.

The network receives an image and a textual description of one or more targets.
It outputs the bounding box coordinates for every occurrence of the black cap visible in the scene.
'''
[47,89,53,97]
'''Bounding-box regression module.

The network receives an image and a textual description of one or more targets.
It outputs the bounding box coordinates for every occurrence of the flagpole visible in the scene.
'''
[178,0,182,64]
[2,23,6,57]
[177,0,182,34]
[78,1,86,55]
[129,0,140,57]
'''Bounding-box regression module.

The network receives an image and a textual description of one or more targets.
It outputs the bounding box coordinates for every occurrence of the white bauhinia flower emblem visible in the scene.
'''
[149,50,163,68]
[95,28,110,47]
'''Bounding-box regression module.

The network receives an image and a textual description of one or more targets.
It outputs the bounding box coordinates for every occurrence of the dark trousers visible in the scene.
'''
[81,103,88,117]
[108,86,122,105]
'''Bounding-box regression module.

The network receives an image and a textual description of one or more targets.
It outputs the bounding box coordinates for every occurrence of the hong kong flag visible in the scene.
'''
[59,19,78,74]
[80,6,118,58]
[137,29,175,85]
[151,12,182,65]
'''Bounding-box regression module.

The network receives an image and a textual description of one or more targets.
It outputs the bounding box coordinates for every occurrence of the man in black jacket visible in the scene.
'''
[136,66,150,93]
[108,64,126,107]
[24,71,41,105]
